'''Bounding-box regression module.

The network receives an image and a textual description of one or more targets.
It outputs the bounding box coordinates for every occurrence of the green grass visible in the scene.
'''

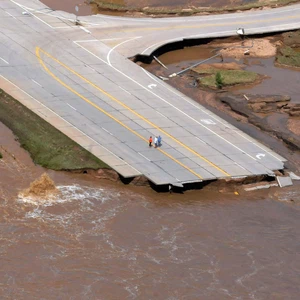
[0,89,110,170]
[276,46,300,67]
[197,68,258,88]
[282,30,300,46]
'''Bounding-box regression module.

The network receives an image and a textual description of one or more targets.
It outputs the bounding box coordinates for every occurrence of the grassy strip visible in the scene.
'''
[91,0,299,15]
[196,68,258,88]
[276,46,300,67]
[282,30,300,47]
[0,89,110,170]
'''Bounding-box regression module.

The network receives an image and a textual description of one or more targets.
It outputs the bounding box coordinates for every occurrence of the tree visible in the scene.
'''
[215,72,223,89]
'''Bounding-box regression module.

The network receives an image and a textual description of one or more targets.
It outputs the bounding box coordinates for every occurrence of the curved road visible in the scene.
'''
[0,0,299,186]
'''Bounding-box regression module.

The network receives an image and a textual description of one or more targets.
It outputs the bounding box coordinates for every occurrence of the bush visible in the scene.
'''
[0,152,2,159]
[215,72,223,89]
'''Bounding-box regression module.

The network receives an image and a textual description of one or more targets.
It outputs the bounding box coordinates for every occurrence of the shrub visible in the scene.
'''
[215,72,224,89]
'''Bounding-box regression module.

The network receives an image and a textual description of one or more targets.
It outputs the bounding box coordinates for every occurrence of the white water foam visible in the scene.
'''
[18,184,108,207]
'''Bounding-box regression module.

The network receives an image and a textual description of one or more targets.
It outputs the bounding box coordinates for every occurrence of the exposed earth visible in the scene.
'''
[40,0,300,16]
[1,2,300,299]
[143,31,300,178]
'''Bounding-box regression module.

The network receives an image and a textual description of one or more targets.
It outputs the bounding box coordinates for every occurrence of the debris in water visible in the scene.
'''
[277,176,293,188]
[244,182,278,191]
[288,172,300,180]
[19,173,59,198]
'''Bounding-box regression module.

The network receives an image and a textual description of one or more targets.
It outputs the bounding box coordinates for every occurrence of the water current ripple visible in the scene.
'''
[1,183,300,298]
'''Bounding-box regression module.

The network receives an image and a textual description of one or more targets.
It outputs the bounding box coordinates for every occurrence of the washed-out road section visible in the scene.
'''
[1,0,299,186]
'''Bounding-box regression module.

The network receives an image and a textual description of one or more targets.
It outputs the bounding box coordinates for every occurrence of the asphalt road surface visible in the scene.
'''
[1,0,299,186]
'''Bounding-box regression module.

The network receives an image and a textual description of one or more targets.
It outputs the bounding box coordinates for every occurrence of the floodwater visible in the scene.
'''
[2,1,300,299]
[143,45,300,103]
[1,121,300,299]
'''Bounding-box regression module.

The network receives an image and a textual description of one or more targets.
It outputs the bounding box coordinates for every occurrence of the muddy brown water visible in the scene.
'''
[1,121,300,299]
[144,46,300,104]
[2,1,300,299]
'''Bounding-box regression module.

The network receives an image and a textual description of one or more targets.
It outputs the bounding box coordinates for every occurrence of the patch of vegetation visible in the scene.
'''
[215,72,224,89]
[282,30,300,47]
[276,46,300,67]
[91,0,299,15]
[0,152,2,159]
[0,89,110,170]
[197,68,258,88]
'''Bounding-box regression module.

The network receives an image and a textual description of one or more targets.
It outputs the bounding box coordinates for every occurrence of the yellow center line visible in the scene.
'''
[36,47,206,180]
[36,47,230,177]
[105,14,300,33]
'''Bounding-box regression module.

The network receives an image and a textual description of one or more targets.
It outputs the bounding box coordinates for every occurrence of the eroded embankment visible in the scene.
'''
[2,31,299,192]
[0,89,109,171]
[140,31,300,170]
[0,112,281,193]
[90,0,300,17]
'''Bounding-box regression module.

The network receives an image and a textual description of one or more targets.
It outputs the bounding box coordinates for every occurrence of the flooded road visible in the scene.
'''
[2,181,300,299]
[1,105,300,299]
[2,1,300,299]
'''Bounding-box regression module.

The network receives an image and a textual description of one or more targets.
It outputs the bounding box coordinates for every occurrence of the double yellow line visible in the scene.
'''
[36,47,230,179]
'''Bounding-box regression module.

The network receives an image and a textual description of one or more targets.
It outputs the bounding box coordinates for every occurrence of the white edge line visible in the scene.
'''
[141,60,283,162]
[75,40,258,162]
[31,79,41,86]
[74,39,98,43]
[107,36,142,66]
[195,137,206,144]
[66,103,77,110]
[0,57,9,64]
[234,162,248,171]
[0,74,140,175]
[101,127,113,136]
[138,152,151,161]
[5,11,16,19]
[8,0,300,26]
[12,0,300,24]
[156,111,168,119]
[79,26,91,34]
[11,0,54,29]
[118,86,131,95]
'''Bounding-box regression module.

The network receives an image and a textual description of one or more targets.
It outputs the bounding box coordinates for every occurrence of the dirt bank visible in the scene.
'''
[196,33,300,153]
[0,119,155,202]
[142,30,300,178]
[90,0,300,17]
[0,89,109,171]
[187,33,300,155]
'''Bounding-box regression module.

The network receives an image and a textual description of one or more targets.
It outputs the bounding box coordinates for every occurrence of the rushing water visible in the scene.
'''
[1,120,300,299]
[1,175,300,299]
[2,1,300,299]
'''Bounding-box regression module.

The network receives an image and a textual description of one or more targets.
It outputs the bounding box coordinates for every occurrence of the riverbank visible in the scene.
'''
[0,89,109,171]
[91,0,300,17]
[143,31,300,164]
[2,114,300,200]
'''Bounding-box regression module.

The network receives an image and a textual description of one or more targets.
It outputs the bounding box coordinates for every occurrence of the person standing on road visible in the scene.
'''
[154,136,158,148]
[158,135,162,147]
[149,136,153,147]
